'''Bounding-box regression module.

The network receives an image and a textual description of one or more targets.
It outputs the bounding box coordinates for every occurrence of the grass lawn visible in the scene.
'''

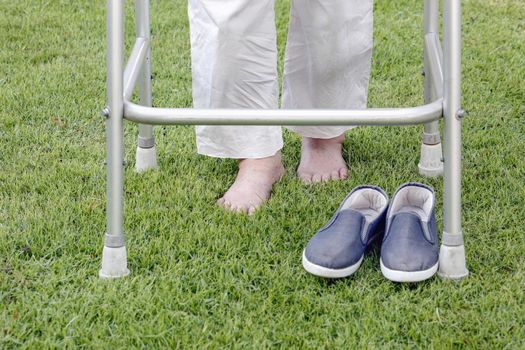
[1,0,524,348]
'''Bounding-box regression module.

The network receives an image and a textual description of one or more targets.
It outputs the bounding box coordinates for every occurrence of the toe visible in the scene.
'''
[217,197,225,205]
[248,206,257,215]
[330,171,340,180]
[321,173,331,182]
[299,172,313,184]
[312,174,322,183]
[230,204,247,214]
[339,168,348,180]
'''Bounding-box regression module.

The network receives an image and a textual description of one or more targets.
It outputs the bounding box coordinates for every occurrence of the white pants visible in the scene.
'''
[188,0,374,158]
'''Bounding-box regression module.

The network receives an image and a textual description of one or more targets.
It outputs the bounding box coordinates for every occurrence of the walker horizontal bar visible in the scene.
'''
[123,37,148,100]
[123,99,443,126]
[425,33,444,98]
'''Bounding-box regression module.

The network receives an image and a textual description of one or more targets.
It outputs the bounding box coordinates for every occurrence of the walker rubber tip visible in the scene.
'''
[438,244,469,280]
[135,145,158,173]
[418,143,444,177]
[99,246,130,279]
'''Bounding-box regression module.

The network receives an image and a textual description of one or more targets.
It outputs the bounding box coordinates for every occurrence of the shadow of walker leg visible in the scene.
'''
[438,0,468,280]
[100,0,130,279]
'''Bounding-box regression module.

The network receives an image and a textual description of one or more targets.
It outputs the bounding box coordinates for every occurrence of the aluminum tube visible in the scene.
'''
[123,99,443,126]
[423,0,441,135]
[135,0,150,38]
[423,120,441,136]
[424,0,440,34]
[123,37,148,101]
[105,0,125,240]
[135,0,154,140]
[442,0,462,235]
[425,33,444,101]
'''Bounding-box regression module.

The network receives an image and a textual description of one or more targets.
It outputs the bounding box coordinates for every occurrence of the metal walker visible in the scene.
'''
[100,0,469,280]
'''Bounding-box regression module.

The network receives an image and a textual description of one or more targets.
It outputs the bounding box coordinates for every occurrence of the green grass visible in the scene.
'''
[1,0,524,348]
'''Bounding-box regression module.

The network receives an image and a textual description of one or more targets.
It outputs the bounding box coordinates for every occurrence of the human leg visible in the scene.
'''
[282,0,374,182]
[188,0,284,212]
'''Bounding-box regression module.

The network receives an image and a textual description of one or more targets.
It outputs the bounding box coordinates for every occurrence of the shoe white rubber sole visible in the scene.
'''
[380,259,438,282]
[302,250,364,279]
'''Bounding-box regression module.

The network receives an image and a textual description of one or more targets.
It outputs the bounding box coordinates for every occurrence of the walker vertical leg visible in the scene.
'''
[419,0,443,177]
[134,0,158,172]
[100,0,130,279]
[438,0,468,279]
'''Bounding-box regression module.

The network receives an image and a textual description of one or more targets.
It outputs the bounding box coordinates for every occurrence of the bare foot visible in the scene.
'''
[217,152,285,214]
[297,134,348,183]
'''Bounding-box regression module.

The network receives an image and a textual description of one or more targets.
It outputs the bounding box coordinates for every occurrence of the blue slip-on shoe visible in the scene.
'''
[380,182,439,282]
[302,185,389,278]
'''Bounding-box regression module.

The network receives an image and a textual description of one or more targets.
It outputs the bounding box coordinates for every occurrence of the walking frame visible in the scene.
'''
[100,0,469,280]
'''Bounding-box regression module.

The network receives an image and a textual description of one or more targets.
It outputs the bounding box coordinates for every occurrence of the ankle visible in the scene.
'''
[238,152,283,170]
[302,134,345,148]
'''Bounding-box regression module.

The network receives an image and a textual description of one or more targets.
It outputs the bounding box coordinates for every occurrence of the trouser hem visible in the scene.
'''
[285,126,357,139]
[196,141,283,159]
